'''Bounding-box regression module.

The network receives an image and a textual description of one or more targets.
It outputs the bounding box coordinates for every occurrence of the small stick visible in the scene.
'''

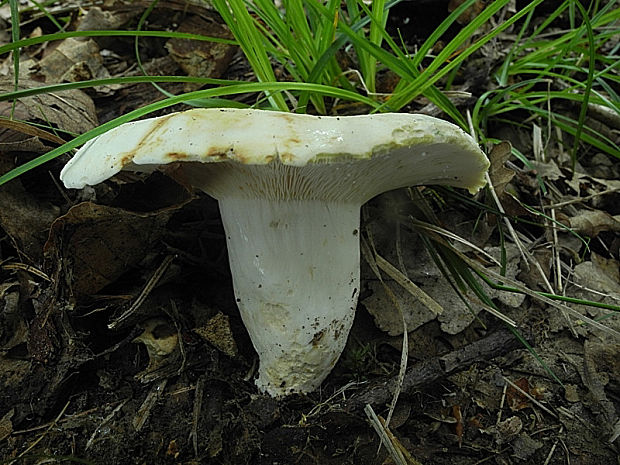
[344,327,529,411]
[133,379,168,431]
[109,255,174,329]
[189,376,206,457]
[502,376,557,419]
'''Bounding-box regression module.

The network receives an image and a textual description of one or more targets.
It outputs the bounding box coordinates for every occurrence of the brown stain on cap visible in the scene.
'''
[119,152,135,167]
[166,152,189,160]
[205,147,230,161]
[117,114,178,167]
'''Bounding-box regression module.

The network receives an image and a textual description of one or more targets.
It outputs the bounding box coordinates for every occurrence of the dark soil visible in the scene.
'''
[1,2,618,464]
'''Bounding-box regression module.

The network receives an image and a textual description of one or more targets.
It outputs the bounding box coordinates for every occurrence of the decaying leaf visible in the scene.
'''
[487,141,515,197]
[35,38,111,85]
[165,15,237,91]
[558,209,620,238]
[565,172,620,205]
[0,409,13,442]
[530,159,563,181]
[362,226,481,336]
[44,202,173,296]
[511,433,543,461]
[572,252,620,302]
[364,279,439,337]
[0,158,60,263]
[0,78,98,137]
[485,416,523,445]
[448,0,488,24]
[483,244,526,308]
[194,312,238,358]
[581,340,620,439]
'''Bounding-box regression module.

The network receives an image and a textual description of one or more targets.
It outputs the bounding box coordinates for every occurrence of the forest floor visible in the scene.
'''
[0,1,619,464]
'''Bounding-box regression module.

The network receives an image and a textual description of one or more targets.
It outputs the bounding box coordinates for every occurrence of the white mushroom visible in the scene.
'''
[60,108,489,396]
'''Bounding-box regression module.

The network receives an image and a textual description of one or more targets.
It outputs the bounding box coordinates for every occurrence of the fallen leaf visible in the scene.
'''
[506,377,531,411]
[448,0,488,24]
[488,141,514,197]
[573,252,620,302]
[559,209,620,238]
[35,38,111,84]
[511,433,543,460]
[530,159,563,181]
[166,15,237,91]
[0,78,98,137]
[44,202,174,296]
[0,158,60,263]
[194,312,238,358]
[0,409,13,442]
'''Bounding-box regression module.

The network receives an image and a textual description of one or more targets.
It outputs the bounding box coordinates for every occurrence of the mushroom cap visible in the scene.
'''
[60,108,489,198]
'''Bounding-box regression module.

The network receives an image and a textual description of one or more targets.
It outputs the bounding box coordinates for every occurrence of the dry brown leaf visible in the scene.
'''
[194,312,238,358]
[488,141,515,197]
[0,158,60,263]
[166,15,237,92]
[559,209,620,238]
[0,78,98,137]
[573,252,620,301]
[44,202,174,296]
[35,38,110,84]
[530,159,563,181]
[448,0,487,24]
[0,409,13,442]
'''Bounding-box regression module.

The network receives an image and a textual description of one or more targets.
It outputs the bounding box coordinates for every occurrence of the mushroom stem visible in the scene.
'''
[219,197,360,396]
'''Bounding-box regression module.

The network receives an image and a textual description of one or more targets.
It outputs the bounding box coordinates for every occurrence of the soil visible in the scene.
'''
[1,2,619,464]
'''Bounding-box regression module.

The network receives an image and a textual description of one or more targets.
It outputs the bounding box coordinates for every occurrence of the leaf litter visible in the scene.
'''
[0,1,619,464]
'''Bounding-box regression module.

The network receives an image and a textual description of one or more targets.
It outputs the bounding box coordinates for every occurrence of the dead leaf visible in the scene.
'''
[511,433,543,460]
[564,384,580,403]
[573,252,620,302]
[77,6,139,32]
[165,15,237,92]
[35,38,111,85]
[44,202,174,296]
[0,118,66,147]
[0,409,13,442]
[448,0,487,24]
[194,312,238,358]
[559,209,620,238]
[0,78,98,137]
[481,415,524,447]
[566,172,620,202]
[506,377,531,411]
[582,340,619,437]
[483,244,527,308]
[363,280,437,337]
[488,141,514,197]
[530,159,563,181]
[0,158,60,263]
[133,317,180,382]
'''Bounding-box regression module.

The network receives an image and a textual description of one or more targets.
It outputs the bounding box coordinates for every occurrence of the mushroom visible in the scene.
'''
[60,108,489,396]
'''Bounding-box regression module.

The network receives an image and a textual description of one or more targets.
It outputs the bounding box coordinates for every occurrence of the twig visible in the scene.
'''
[542,425,563,465]
[86,400,127,450]
[496,382,507,425]
[133,379,168,431]
[109,255,175,329]
[502,376,557,419]
[189,376,206,457]
[541,187,620,209]
[13,401,71,463]
[343,328,529,411]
